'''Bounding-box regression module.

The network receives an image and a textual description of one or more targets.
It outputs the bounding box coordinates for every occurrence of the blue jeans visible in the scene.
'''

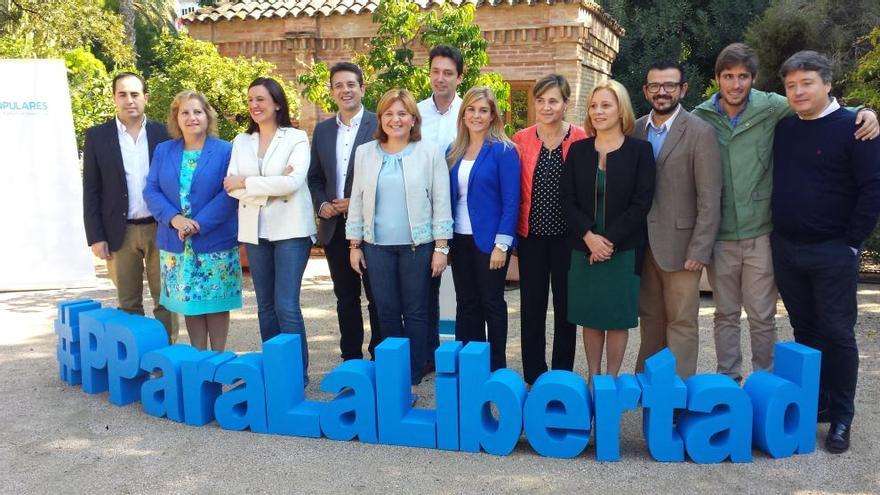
[363,242,432,385]
[246,237,312,379]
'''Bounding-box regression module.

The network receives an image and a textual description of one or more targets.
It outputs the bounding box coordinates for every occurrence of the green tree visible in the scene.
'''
[744,0,880,95]
[105,0,178,60]
[145,33,300,141]
[299,0,509,115]
[846,27,880,256]
[65,48,117,148]
[600,0,769,115]
[0,0,133,65]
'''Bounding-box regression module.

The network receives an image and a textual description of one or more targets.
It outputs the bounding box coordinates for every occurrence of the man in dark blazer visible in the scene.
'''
[307,62,381,361]
[632,60,722,378]
[82,72,178,342]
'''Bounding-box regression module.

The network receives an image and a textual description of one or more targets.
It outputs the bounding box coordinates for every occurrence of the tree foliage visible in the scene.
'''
[744,0,880,95]
[299,0,509,115]
[145,34,300,141]
[600,0,769,115]
[846,27,880,255]
[104,0,179,60]
[65,48,117,148]
[846,28,880,109]
[0,0,134,65]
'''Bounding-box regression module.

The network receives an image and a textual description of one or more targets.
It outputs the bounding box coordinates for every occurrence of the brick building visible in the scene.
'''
[184,0,623,134]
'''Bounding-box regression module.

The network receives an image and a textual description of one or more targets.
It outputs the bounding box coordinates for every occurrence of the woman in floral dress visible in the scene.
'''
[144,90,240,351]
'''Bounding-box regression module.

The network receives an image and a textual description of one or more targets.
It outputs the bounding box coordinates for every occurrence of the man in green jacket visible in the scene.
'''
[692,43,878,383]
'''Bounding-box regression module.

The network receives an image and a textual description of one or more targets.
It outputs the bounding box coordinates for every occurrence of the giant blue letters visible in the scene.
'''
[744,342,820,458]
[523,371,591,458]
[375,338,436,448]
[459,342,526,456]
[638,349,687,462]
[55,300,827,463]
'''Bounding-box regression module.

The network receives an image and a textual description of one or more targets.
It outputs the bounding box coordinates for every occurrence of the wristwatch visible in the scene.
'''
[495,243,509,253]
[434,245,450,255]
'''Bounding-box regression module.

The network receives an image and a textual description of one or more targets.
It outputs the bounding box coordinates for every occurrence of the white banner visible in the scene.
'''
[0,59,95,290]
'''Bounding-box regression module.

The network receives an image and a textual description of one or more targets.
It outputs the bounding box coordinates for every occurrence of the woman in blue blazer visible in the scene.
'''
[448,86,521,371]
[144,90,241,351]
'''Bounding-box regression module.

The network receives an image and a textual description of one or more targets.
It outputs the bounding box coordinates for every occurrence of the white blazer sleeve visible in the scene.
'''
[227,134,268,206]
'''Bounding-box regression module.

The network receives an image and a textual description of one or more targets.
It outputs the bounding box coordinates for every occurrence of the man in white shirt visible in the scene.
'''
[417,45,465,371]
[82,72,178,342]
[308,62,381,360]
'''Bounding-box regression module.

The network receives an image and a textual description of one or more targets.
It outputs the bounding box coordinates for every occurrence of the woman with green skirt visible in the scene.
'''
[560,80,655,380]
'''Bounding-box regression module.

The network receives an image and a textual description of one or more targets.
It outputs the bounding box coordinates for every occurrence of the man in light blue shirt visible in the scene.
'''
[633,60,722,379]
[417,45,465,372]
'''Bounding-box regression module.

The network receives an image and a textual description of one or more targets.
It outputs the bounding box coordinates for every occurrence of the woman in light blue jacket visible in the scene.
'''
[347,89,452,397]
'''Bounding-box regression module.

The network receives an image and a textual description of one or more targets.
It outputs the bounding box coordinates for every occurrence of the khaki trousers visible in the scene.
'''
[706,234,777,382]
[636,248,702,378]
[105,223,179,343]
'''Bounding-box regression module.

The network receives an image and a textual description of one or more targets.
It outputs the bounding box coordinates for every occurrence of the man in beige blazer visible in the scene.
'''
[633,60,722,378]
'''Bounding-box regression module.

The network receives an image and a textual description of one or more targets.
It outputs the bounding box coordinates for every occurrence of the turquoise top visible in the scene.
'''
[373,143,414,245]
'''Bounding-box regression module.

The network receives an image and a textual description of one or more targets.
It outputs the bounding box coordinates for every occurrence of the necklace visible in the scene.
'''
[537,122,568,149]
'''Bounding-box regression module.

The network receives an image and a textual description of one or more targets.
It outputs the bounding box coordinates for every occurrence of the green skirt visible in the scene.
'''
[567,249,639,330]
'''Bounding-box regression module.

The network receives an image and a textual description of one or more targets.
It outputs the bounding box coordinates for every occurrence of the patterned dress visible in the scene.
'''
[159,149,242,316]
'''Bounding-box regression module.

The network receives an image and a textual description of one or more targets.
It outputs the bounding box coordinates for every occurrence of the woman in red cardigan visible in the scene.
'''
[512,74,588,385]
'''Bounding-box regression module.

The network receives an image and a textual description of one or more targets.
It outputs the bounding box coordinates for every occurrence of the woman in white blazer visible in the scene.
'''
[224,77,317,382]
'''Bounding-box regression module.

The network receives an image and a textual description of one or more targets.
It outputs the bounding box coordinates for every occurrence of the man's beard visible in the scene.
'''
[651,97,678,115]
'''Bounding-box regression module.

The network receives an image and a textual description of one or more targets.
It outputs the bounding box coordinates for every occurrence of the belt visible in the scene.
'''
[127,216,156,225]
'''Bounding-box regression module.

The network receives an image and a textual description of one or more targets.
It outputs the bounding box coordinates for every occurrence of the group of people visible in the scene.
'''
[82,43,880,454]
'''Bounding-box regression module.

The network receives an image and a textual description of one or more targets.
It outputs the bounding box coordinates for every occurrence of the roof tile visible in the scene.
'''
[184,0,622,34]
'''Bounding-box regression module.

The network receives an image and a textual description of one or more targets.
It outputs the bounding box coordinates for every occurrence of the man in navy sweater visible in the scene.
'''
[772,51,880,454]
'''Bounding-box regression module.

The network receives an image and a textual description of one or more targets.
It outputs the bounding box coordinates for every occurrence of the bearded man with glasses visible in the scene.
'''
[633,60,722,378]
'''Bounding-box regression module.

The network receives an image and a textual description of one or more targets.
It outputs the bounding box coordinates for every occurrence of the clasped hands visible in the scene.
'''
[171,214,200,241]
[319,198,350,219]
[584,231,613,264]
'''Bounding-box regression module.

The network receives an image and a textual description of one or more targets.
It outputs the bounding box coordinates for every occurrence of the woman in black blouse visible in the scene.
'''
[512,75,589,385]
[560,80,655,380]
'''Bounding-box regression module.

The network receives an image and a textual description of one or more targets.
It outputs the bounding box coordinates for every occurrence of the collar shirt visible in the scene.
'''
[645,104,682,160]
[801,97,840,120]
[115,116,151,219]
[713,92,750,128]
[335,105,364,199]
[418,94,462,155]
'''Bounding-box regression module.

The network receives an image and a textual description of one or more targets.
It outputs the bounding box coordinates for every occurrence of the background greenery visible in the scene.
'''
[298,1,510,116]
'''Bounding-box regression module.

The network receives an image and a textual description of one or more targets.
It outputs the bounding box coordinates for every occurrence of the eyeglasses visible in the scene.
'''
[645,82,682,93]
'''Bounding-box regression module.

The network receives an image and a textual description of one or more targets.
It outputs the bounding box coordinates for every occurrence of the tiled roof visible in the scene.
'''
[184,0,622,34]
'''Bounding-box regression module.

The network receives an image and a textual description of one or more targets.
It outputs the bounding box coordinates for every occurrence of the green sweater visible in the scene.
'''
[693,89,791,241]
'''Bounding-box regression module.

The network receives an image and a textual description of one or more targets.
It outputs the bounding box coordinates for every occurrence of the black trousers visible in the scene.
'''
[771,233,860,426]
[450,234,510,371]
[426,272,441,363]
[518,234,576,384]
[324,219,381,360]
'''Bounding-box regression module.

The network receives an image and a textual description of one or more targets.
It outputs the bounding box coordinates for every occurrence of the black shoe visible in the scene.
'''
[422,360,436,376]
[817,407,831,424]
[825,423,851,454]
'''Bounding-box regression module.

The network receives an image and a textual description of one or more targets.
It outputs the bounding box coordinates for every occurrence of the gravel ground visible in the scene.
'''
[1,257,879,494]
